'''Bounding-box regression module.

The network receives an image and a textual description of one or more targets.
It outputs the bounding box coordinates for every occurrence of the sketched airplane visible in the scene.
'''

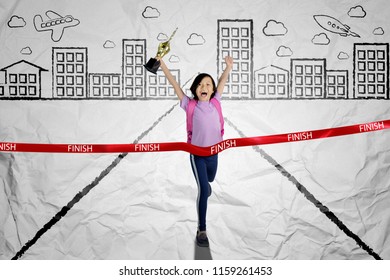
[34,10,80,42]
[314,15,360,38]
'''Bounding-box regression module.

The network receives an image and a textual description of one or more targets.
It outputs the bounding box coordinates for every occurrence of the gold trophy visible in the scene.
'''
[144,28,178,74]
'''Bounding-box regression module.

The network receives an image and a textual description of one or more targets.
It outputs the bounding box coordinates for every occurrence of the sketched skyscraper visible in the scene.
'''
[52,47,88,99]
[353,43,389,99]
[122,39,147,99]
[217,19,253,98]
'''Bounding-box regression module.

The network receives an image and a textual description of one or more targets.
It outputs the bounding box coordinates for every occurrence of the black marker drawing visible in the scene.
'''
[157,33,169,41]
[312,33,330,45]
[187,33,206,45]
[373,27,384,36]
[20,47,32,55]
[276,45,293,57]
[348,5,366,18]
[0,60,48,99]
[353,43,389,99]
[254,65,289,99]
[262,19,288,36]
[33,10,80,42]
[313,15,360,38]
[338,51,349,60]
[142,6,160,18]
[8,15,26,28]
[103,40,116,48]
[217,19,253,99]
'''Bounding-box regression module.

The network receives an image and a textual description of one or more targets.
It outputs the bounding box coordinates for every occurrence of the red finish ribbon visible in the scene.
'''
[1,120,389,156]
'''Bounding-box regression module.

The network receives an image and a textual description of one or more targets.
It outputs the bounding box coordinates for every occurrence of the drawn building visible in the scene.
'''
[326,70,349,99]
[89,73,122,98]
[353,43,389,99]
[0,60,48,99]
[290,59,326,99]
[52,47,88,99]
[147,69,180,99]
[254,65,289,99]
[217,19,253,98]
[122,39,146,99]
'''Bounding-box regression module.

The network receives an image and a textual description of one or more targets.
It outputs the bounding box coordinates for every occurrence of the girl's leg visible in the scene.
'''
[190,155,209,232]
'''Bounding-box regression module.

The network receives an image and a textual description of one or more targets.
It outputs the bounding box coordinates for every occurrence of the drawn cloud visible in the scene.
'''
[187,33,206,45]
[263,20,288,36]
[157,33,168,41]
[8,15,26,28]
[348,5,366,18]
[276,45,293,57]
[142,6,160,18]
[20,47,32,55]
[103,40,116,48]
[169,55,180,63]
[312,33,330,45]
[338,52,349,60]
[373,27,384,35]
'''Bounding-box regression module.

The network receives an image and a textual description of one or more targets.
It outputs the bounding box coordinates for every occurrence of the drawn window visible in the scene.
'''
[66,64,74,73]
[295,87,303,96]
[241,28,249,37]
[126,45,133,54]
[305,87,313,96]
[378,85,385,94]
[66,87,74,96]
[10,74,17,83]
[135,77,143,86]
[268,74,276,84]
[241,50,249,60]
[159,76,166,85]
[66,53,74,62]
[19,86,27,95]
[314,65,322,75]
[258,74,266,83]
[135,66,143,75]
[57,53,64,62]
[241,62,249,71]
[57,64,65,73]
[232,39,239,48]
[76,64,84,73]
[221,39,230,48]
[242,39,249,49]
[305,66,313,75]
[314,87,322,97]
[135,56,143,65]
[367,62,376,71]
[10,86,17,95]
[135,45,143,54]
[277,86,285,95]
[337,86,345,96]
[76,53,84,62]
[377,73,385,83]
[231,73,239,83]
[367,50,375,60]
[28,86,36,96]
[221,28,229,37]
[305,76,313,85]
[268,85,275,95]
[295,76,303,86]
[358,73,366,83]
[328,76,335,85]
[103,87,110,96]
[295,65,303,75]
[328,86,335,96]
[377,50,385,60]
[337,75,345,85]
[0,86,4,95]
[241,84,249,94]
[258,85,266,95]
[377,62,385,71]
[67,76,74,85]
[112,87,120,96]
[93,87,101,96]
[367,73,375,83]
[103,76,110,85]
[112,76,120,85]
[29,74,36,83]
[19,74,27,84]
[76,76,84,85]
[241,73,249,83]
[232,28,239,37]
[277,74,285,83]
[57,87,65,96]
[126,66,133,75]
[93,76,100,85]
[76,87,84,96]
[232,50,239,59]
[57,76,64,85]
[315,76,322,85]
[368,85,375,94]
[357,50,366,60]
[358,62,366,71]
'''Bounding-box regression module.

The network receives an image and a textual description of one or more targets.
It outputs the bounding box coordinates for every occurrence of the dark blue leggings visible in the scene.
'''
[190,154,218,231]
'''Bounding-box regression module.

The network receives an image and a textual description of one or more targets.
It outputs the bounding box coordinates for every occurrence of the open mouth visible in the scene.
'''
[201,92,208,97]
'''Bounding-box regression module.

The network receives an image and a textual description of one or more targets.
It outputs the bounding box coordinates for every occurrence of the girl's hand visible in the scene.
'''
[224,56,234,69]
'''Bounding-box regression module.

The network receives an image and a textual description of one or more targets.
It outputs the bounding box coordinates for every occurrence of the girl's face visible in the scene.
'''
[196,76,214,101]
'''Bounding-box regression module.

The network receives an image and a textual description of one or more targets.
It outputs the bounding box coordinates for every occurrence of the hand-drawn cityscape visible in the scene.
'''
[0,6,389,100]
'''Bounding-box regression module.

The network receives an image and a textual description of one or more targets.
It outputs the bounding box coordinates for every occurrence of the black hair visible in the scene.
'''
[190,73,217,100]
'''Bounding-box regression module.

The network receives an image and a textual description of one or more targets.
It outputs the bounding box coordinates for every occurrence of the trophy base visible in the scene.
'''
[144,58,161,75]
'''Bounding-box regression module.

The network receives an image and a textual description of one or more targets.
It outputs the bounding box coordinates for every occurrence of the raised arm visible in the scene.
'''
[159,59,185,101]
[216,56,234,95]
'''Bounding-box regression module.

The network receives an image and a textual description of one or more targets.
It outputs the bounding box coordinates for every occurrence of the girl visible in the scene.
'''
[159,56,233,247]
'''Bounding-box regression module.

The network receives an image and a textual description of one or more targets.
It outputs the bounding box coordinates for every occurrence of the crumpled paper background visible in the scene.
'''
[1,0,390,259]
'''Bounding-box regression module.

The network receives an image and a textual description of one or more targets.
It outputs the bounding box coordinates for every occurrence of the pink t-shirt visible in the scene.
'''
[181,92,223,147]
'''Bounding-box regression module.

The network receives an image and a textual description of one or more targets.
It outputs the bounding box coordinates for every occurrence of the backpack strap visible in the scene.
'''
[210,98,225,138]
[186,99,197,143]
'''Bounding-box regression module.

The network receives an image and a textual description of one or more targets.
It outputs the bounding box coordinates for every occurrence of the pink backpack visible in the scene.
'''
[186,98,224,143]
